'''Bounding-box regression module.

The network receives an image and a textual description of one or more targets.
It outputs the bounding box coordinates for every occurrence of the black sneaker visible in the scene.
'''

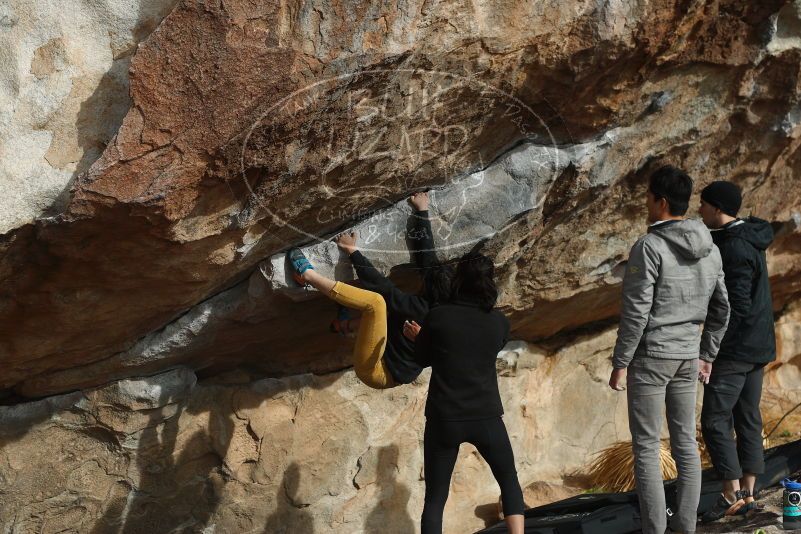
[700,493,744,523]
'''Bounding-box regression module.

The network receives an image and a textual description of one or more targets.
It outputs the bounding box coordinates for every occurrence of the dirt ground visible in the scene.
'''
[696,474,801,534]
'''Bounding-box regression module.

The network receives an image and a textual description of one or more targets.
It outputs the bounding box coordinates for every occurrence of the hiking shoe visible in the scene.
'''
[700,493,745,523]
[287,248,314,286]
[733,489,761,516]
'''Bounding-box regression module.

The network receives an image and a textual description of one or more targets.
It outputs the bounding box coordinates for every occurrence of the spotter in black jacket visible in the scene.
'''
[711,216,776,364]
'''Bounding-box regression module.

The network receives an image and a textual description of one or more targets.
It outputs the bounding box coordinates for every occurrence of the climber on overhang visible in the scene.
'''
[286,191,454,389]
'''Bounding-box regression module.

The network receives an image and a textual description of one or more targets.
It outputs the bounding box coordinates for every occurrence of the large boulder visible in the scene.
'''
[2,0,801,399]
[1,306,800,533]
[2,1,801,531]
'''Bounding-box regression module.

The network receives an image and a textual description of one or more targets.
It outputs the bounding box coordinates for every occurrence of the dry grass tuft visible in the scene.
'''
[586,440,677,493]
[697,426,776,469]
[587,419,790,493]
[697,429,713,469]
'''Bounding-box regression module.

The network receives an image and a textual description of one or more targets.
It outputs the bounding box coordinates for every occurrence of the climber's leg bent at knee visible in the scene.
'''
[328,281,393,388]
[288,248,395,389]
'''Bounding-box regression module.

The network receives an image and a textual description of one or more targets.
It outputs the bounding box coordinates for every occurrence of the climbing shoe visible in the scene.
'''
[700,492,745,523]
[329,305,356,337]
[287,248,314,287]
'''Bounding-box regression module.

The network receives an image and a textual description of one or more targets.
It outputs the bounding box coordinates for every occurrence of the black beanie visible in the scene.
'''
[701,181,742,217]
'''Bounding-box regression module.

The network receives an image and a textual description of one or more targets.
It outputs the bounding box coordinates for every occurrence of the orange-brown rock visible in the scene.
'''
[3,0,801,400]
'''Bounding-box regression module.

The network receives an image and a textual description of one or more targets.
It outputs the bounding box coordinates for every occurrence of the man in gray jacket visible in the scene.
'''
[609,166,730,534]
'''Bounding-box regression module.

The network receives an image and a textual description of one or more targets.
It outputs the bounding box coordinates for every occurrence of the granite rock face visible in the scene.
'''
[0,0,179,234]
[0,333,630,534]
[2,309,800,533]
[3,0,801,399]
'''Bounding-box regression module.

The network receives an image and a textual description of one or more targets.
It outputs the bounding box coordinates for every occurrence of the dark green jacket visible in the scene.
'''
[712,217,777,364]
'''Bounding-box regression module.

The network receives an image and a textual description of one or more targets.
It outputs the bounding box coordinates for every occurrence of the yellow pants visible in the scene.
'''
[329,282,396,389]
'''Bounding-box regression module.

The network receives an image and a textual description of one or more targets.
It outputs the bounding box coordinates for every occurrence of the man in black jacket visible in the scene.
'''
[698,181,777,521]
[335,192,454,385]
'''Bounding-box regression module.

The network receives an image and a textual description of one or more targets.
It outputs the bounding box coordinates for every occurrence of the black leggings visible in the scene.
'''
[422,417,525,534]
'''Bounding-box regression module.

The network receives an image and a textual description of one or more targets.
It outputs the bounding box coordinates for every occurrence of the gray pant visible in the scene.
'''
[628,357,700,534]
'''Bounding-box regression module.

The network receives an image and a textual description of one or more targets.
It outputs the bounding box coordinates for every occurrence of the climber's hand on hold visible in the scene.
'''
[409,191,430,211]
[609,367,626,391]
[336,232,358,255]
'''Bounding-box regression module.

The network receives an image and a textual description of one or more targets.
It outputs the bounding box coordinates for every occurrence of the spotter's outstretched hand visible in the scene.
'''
[403,320,421,341]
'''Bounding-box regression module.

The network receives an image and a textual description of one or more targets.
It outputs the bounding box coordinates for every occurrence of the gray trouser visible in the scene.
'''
[628,357,700,534]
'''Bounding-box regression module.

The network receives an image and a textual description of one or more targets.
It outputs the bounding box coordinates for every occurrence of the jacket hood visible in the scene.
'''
[715,217,774,251]
[650,219,714,260]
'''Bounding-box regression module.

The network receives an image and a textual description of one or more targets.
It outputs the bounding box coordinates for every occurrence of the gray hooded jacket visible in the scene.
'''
[612,219,730,368]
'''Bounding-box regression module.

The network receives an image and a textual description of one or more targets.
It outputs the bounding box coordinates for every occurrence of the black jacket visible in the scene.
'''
[347,210,438,384]
[414,299,510,421]
[712,217,776,364]
[350,250,429,383]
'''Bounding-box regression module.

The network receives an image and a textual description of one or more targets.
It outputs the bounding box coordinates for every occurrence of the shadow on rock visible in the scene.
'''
[89,373,230,533]
[364,444,415,534]
[262,462,315,534]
